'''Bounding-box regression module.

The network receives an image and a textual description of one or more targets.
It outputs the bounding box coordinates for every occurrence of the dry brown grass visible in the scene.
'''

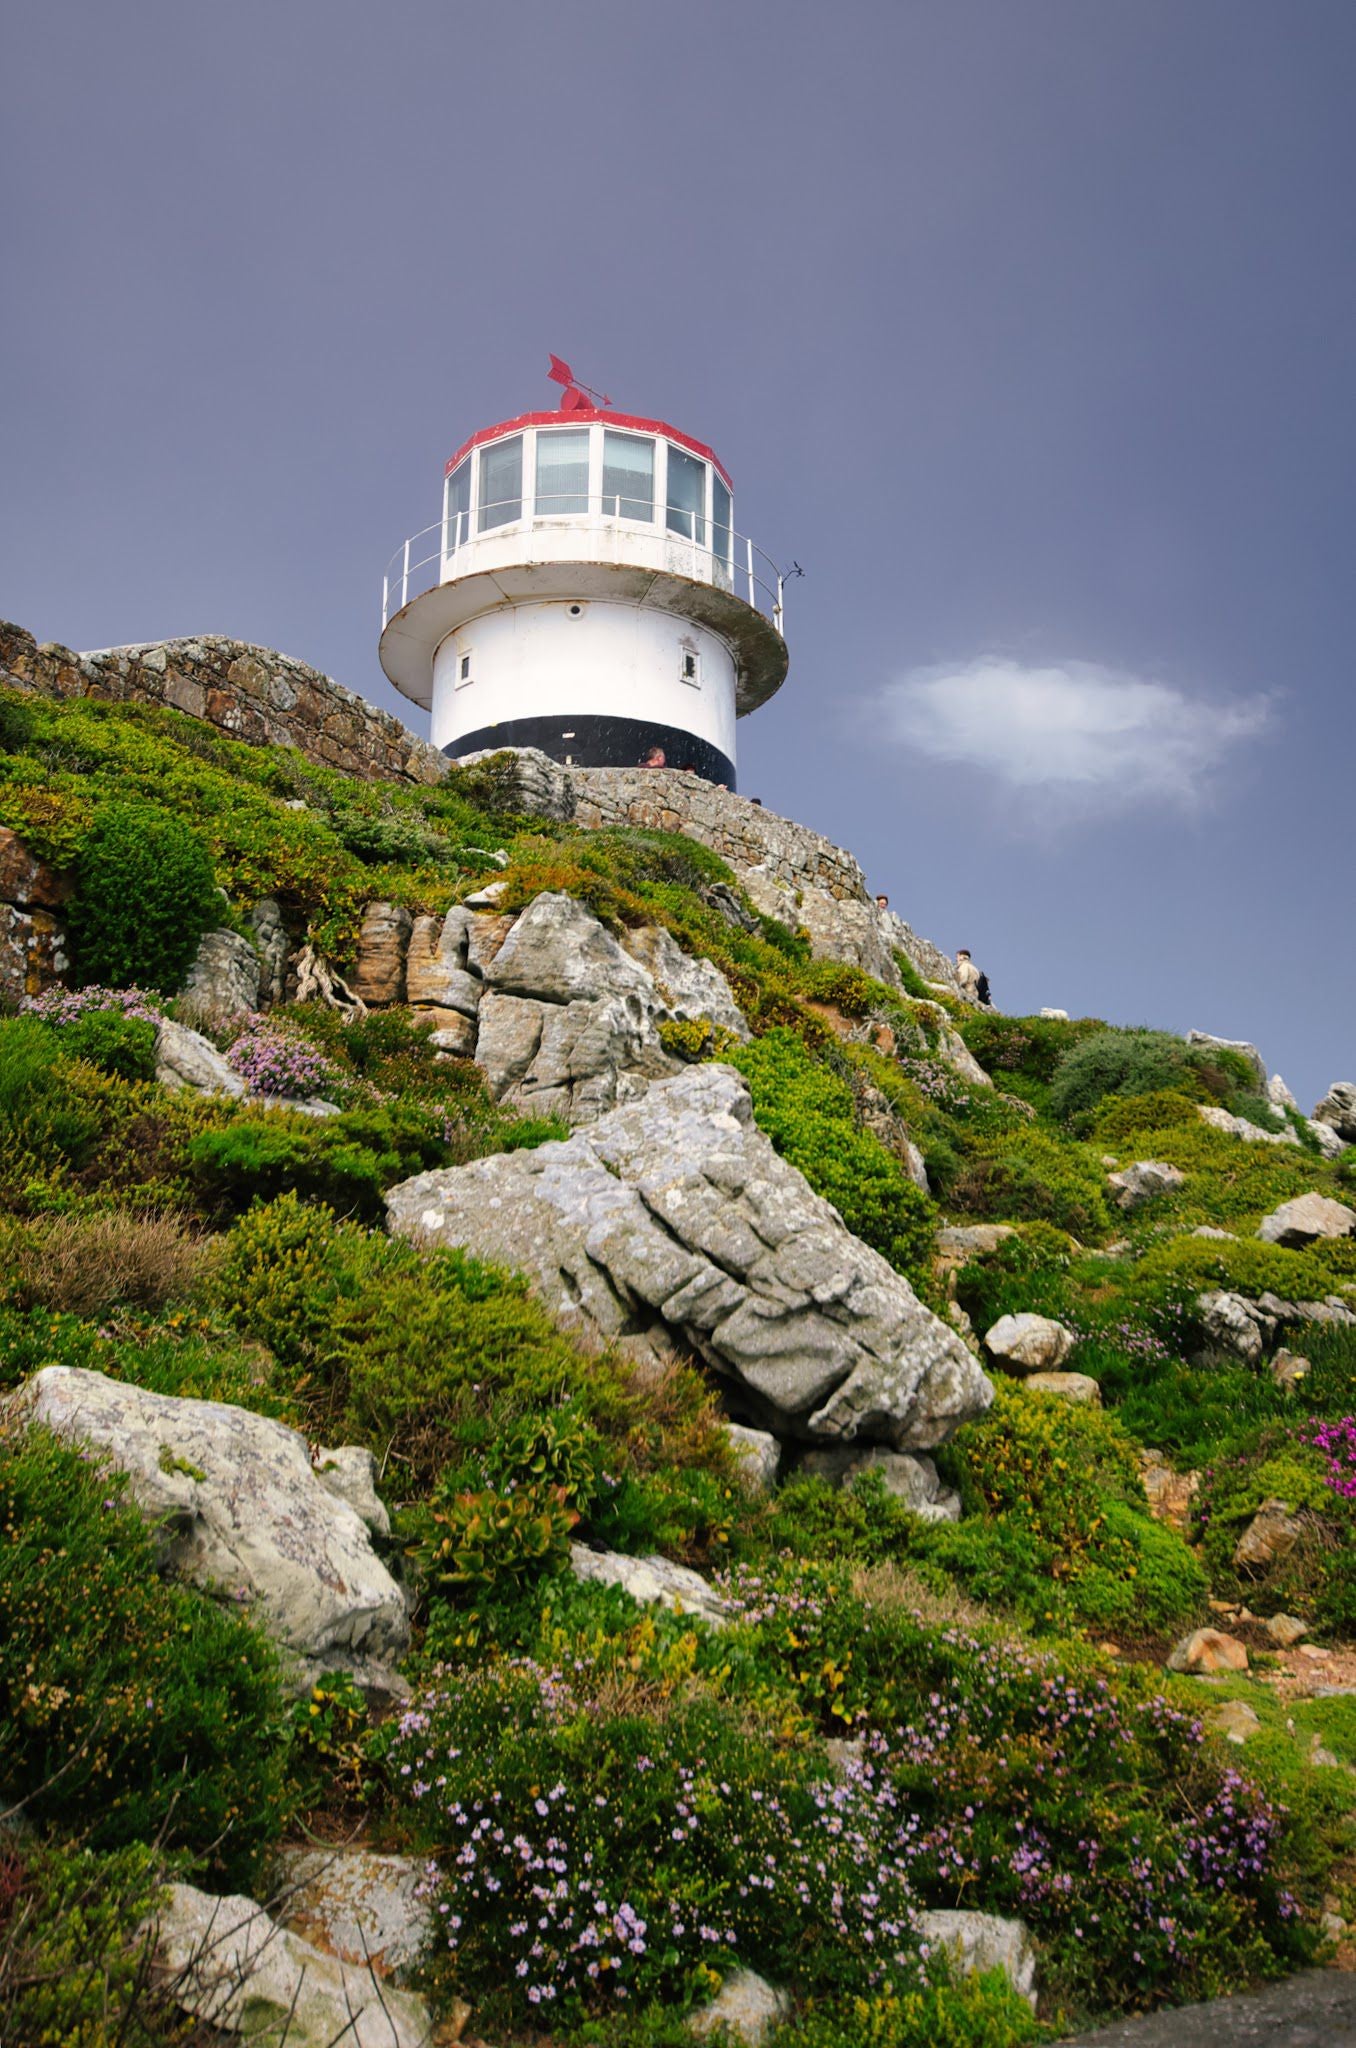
[0,1210,220,1317]
[849,1559,995,1635]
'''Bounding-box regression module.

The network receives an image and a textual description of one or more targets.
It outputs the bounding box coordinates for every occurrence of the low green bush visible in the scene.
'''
[723,1029,937,1282]
[1048,1027,1233,1126]
[65,799,221,993]
[947,1127,1111,1239]
[0,1838,173,2048]
[60,1009,159,1082]
[0,1423,288,1877]
[952,1221,1076,1331]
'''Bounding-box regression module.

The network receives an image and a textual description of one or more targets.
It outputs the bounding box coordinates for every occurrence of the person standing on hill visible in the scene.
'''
[955,949,982,1002]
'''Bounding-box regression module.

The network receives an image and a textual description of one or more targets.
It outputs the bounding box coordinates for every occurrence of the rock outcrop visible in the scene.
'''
[1107,1160,1186,1210]
[273,1849,433,1977]
[1313,1082,1356,1143]
[1187,1030,1268,1090]
[983,1313,1075,1375]
[181,928,261,1019]
[11,1367,409,1697]
[387,1064,992,1448]
[1258,1193,1356,1247]
[569,1543,732,1626]
[917,1909,1037,2008]
[1198,1104,1299,1147]
[800,1444,961,1520]
[150,1883,433,2048]
[0,824,69,1004]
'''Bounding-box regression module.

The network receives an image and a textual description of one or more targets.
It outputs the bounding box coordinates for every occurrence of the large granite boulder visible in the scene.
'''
[1107,1160,1186,1210]
[11,1367,408,1697]
[569,1542,732,1627]
[983,1312,1075,1374]
[1313,1082,1356,1143]
[1258,1193,1356,1247]
[151,1883,432,2048]
[154,1016,248,1097]
[470,892,751,1124]
[387,1064,992,1447]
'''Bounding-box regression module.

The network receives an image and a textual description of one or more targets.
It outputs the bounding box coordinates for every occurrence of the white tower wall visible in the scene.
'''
[430,600,737,763]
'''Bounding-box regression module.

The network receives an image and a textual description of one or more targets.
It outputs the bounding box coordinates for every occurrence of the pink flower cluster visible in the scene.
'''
[24,985,163,1025]
[226,1017,335,1098]
[1306,1416,1356,1502]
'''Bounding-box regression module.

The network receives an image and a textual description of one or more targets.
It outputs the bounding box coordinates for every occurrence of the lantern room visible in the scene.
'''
[378,383,790,790]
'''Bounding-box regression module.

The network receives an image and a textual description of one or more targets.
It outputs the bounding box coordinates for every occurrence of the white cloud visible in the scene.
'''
[877,658,1273,812]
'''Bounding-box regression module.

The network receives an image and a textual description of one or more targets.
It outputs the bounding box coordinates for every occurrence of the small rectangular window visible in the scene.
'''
[445,459,471,551]
[478,435,522,531]
[602,430,654,521]
[680,648,700,684]
[666,446,707,544]
[535,428,590,516]
[459,653,472,681]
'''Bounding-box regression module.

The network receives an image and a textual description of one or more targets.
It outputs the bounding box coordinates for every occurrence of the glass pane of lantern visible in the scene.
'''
[712,473,732,581]
[601,431,653,521]
[444,459,470,551]
[666,446,706,544]
[534,429,590,516]
[478,436,522,531]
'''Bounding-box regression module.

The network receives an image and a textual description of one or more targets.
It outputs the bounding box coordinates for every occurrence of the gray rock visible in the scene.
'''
[474,986,676,1124]
[1314,1081,1356,1143]
[1166,1628,1248,1675]
[1197,1103,1299,1147]
[1187,1030,1268,1089]
[388,1065,993,1448]
[454,744,577,821]
[1307,1118,1349,1160]
[984,1312,1075,1374]
[917,1909,1037,2008]
[801,1444,962,1520]
[428,1015,477,1057]
[1265,1612,1308,1647]
[313,1445,390,1538]
[1208,1699,1261,1746]
[151,1882,432,2047]
[1268,1074,1299,1113]
[250,898,290,1007]
[568,1543,730,1627]
[622,922,751,1040]
[1191,1225,1236,1240]
[154,1016,247,1097]
[487,891,655,1006]
[1196,1290,1271,1367]
[12,1368,408,1696]
[351,901,411,1006]
[1258,1193,1356,1247]
[1024,1371,1102,1406]
[722,1421,781,1492]
[273,1849,432,1976]
[1233,1498,1303,1571]
[181,928,260,1018]
[1107,1160,1186,1211]
[1041,1007,1069,1020]
[934,1223,1017,1267]
[1270,1348,1311,1390]
[405,905,483,1017]
[688,1968,791,2043]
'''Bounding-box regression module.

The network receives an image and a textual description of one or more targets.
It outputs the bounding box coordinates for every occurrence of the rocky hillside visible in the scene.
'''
[0,648,1353,2048]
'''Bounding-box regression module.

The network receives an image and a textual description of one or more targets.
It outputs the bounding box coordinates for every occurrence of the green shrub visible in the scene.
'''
[0,1423,288,1876]
[59,1008,158,1082]
[0,1016,103,1185]
[65,799,221,993]
[1049,1028,1206,1125]
[775,1976,1040,2047]
[0,1838,173,2048]
[952,1221,1076,1332]
[723,1030,937,1281]
[932,1382,1207,1635]
[947,1128,1111,1239]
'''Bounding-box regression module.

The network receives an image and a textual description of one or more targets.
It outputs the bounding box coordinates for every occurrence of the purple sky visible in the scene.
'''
[5,0,1353,1106]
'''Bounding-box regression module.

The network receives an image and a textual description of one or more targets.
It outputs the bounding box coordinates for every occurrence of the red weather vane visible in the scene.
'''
[547,354,613,412]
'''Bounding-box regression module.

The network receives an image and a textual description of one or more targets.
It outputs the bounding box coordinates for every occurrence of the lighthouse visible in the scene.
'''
[378,364,790,790]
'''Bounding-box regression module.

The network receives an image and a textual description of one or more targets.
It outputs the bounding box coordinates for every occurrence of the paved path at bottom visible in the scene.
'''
[1055,1970,1356,2047]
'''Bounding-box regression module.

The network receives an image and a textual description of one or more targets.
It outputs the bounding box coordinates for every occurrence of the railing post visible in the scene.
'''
[774,572,784,638]
[401,538,410,609]
[381,574,389,629]
[745,535,755,608]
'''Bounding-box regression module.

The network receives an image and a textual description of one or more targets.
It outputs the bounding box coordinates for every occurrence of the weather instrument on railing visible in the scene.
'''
[377,371,792,789]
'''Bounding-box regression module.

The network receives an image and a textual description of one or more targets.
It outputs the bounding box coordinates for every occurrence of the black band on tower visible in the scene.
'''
[445,714,736,790]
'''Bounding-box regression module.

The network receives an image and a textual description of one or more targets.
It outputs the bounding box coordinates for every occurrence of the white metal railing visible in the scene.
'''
[381,497,790,638]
